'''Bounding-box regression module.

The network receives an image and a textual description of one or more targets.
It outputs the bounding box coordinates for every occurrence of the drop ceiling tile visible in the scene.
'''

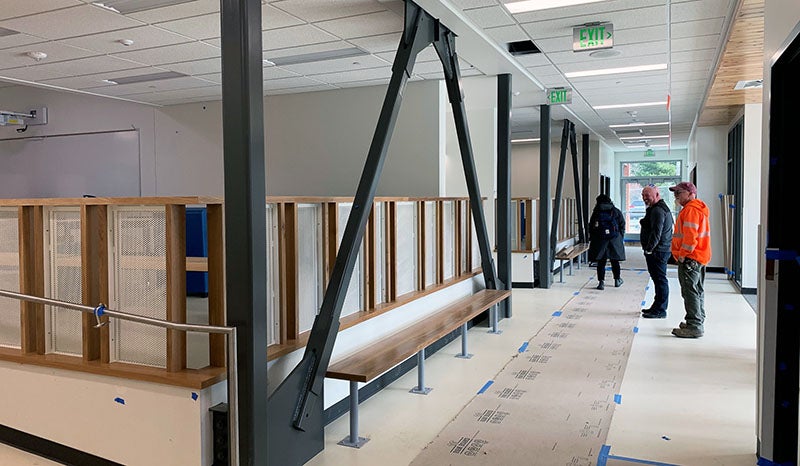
[671,69,711,82]
[315,11,403,39]
[558,53,667,74]
[266,41,358,59]
[0,0,83,21]
[312,66,393,84]
[510,0,664,23]
[464,6,515,29]
[670,0,732,23]
[271,0,385,23]
[569,71,667,89]
[671,48,715,63]
[156,13,219,40]
[349,33,401,54]
[671,17,724,39]
[519,5,666,40]
[451,0,497,8]
[267,84,337,95]
[60,26,192,53]
[0,55,144,81]
[337,78,389,88]
[546,41,667,66]
[264,75,327,90]
[671,35,719,52]
[484,24,528,44]
[0,32,47,51]
[283,54,390,76]
[114,42,220,66]
[262,3,305,30]
[162,57,220,75]
[92,75,217,96]
[128,85,222,103]
[513,53,549,67]
[126,0,219,23]
[263,66,299,79]
[262,24,339,51]
[39,67,155,88]
[412,60,475,75]
[0,42,97,70]
[527,64,562,77]
[0,4,143,40]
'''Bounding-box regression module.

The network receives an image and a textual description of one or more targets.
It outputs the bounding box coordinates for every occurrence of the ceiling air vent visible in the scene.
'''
[613,128,644,137]
[507,40,541,56]
[92,0,194,14]
[733,79,763,90]
[104,71,187,85]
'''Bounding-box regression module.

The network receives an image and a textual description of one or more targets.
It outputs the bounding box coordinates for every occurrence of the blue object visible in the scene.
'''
[186,207,208,296]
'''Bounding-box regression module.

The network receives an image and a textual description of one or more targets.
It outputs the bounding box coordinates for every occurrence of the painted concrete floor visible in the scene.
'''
[0,249,758,465]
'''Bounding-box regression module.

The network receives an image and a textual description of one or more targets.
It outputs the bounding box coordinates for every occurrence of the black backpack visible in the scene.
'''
[593,209,618,240]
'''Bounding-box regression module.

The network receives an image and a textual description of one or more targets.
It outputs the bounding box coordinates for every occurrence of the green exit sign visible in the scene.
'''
[644,148,655,157]
[546,87,572,105]
[573,23,614,52]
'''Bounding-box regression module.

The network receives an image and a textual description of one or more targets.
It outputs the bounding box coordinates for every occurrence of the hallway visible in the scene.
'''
[0,248,758,465]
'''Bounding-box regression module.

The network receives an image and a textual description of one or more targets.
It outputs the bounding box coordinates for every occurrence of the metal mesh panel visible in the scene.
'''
[460,202,468,273]
[424,202,436,288]
[297,204,322,333]
[266,204,279,346]
[443,201,455,280]
[109,207,167,368]
[0,208,20,349]
[395,202,417,296]
[472,218,480,270]
[374,203,385,305]
[337,203,363,318]
[45,208,83,356]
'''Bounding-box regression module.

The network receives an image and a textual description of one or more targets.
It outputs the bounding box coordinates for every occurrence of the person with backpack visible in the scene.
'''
[587,194,626,290]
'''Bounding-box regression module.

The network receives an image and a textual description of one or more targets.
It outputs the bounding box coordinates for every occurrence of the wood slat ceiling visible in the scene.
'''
[698,0,764,127]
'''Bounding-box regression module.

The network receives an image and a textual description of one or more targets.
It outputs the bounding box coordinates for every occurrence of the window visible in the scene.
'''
[620,161,682,235]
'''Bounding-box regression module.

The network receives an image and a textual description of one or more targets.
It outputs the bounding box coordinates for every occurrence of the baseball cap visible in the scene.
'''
[669,181,696,195]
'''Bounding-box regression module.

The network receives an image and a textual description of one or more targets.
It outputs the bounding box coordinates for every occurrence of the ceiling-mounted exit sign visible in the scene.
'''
[547,87,572,105]
[644,148,655,157]
[573,23,614,52]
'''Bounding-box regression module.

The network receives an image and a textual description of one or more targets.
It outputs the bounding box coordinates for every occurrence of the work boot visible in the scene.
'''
[642,310,666,319]
[596,281,605,290]
[614,278,624,288]
[671,327,703,338]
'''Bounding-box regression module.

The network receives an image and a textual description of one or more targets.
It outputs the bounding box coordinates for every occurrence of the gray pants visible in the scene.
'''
[677,258,706,331]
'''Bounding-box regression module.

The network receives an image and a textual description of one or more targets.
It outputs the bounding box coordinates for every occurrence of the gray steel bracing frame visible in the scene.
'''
[548,120,581,272]
[266,2,499,464]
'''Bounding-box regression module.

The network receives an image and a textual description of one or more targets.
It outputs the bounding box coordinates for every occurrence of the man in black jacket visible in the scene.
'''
[640,186,674,318]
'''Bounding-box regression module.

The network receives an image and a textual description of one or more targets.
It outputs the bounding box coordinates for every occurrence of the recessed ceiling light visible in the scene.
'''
[267,47,368,66]
[593,101,667,110]
[565,63,667,78]
[609,121,670,128]
[588,49,621,58]
[504,0,606,14]
[511,138,541,143]
[619,135,669,140]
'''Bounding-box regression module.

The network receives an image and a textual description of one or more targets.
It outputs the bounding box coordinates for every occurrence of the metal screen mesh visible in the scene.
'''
[0,208,20,349]
[297,204,322,333]
[424,202,436,287]
[46,208,83,356]
[442,201,455,280]
[337,203,363,318]
[374,203,385,305]
[265,204,279,346]
[110,207,167,368]
[395,202,417,296]
[472,219,480,270]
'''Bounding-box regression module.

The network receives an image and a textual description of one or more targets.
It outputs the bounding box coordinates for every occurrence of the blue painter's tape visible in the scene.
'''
[765,249,798,261]
[606,454,680,465]
[597,444,611,466]
[191,392,198,401]
[757,456,796,466]
[552,311,562,316]
[518,342,529,353]
[633,327,639,333]
[114,397,125,405]
[614,394,622,404]
[661,436,670,441]
[718,193,724,199]
[574,291,580,295]
[641,301,647,306]
[477,380,494,394]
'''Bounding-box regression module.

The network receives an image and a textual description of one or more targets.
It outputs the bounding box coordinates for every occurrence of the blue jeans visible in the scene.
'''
[677,258,706,331]
[644,251,670,312]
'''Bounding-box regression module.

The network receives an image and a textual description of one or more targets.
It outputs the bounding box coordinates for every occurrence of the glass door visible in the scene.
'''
[620,161,682,239]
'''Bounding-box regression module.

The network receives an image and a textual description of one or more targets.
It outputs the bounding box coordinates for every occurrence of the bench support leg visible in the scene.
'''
[456,322,473,358]
[488,304,503,335]
[337,382,369,448]
[559,259,564,283]
[568,257,573,276]
[410,349,432,394]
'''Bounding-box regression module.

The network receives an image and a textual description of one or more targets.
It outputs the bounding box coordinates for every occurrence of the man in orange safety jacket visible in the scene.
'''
[668,181,711,338]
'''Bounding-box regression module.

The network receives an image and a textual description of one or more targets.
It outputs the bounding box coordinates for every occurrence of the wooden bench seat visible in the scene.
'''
[326,288,511,447]
[554,242,590,282]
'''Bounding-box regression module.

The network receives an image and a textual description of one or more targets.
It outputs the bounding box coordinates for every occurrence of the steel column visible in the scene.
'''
[537,104,552,288]
[569,124,585,243]
[496,73,512,318]
[581,134,590,239]
[549,120,570,264]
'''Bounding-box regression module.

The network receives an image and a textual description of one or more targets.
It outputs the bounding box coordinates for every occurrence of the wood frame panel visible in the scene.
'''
[80,204,108,362]
[165,204,187,372]
[207,203,226,367]
[18,206,44,355]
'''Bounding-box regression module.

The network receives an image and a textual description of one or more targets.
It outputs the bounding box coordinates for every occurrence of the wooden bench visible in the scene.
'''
[326,288,511,448]
[554,242,590,282]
